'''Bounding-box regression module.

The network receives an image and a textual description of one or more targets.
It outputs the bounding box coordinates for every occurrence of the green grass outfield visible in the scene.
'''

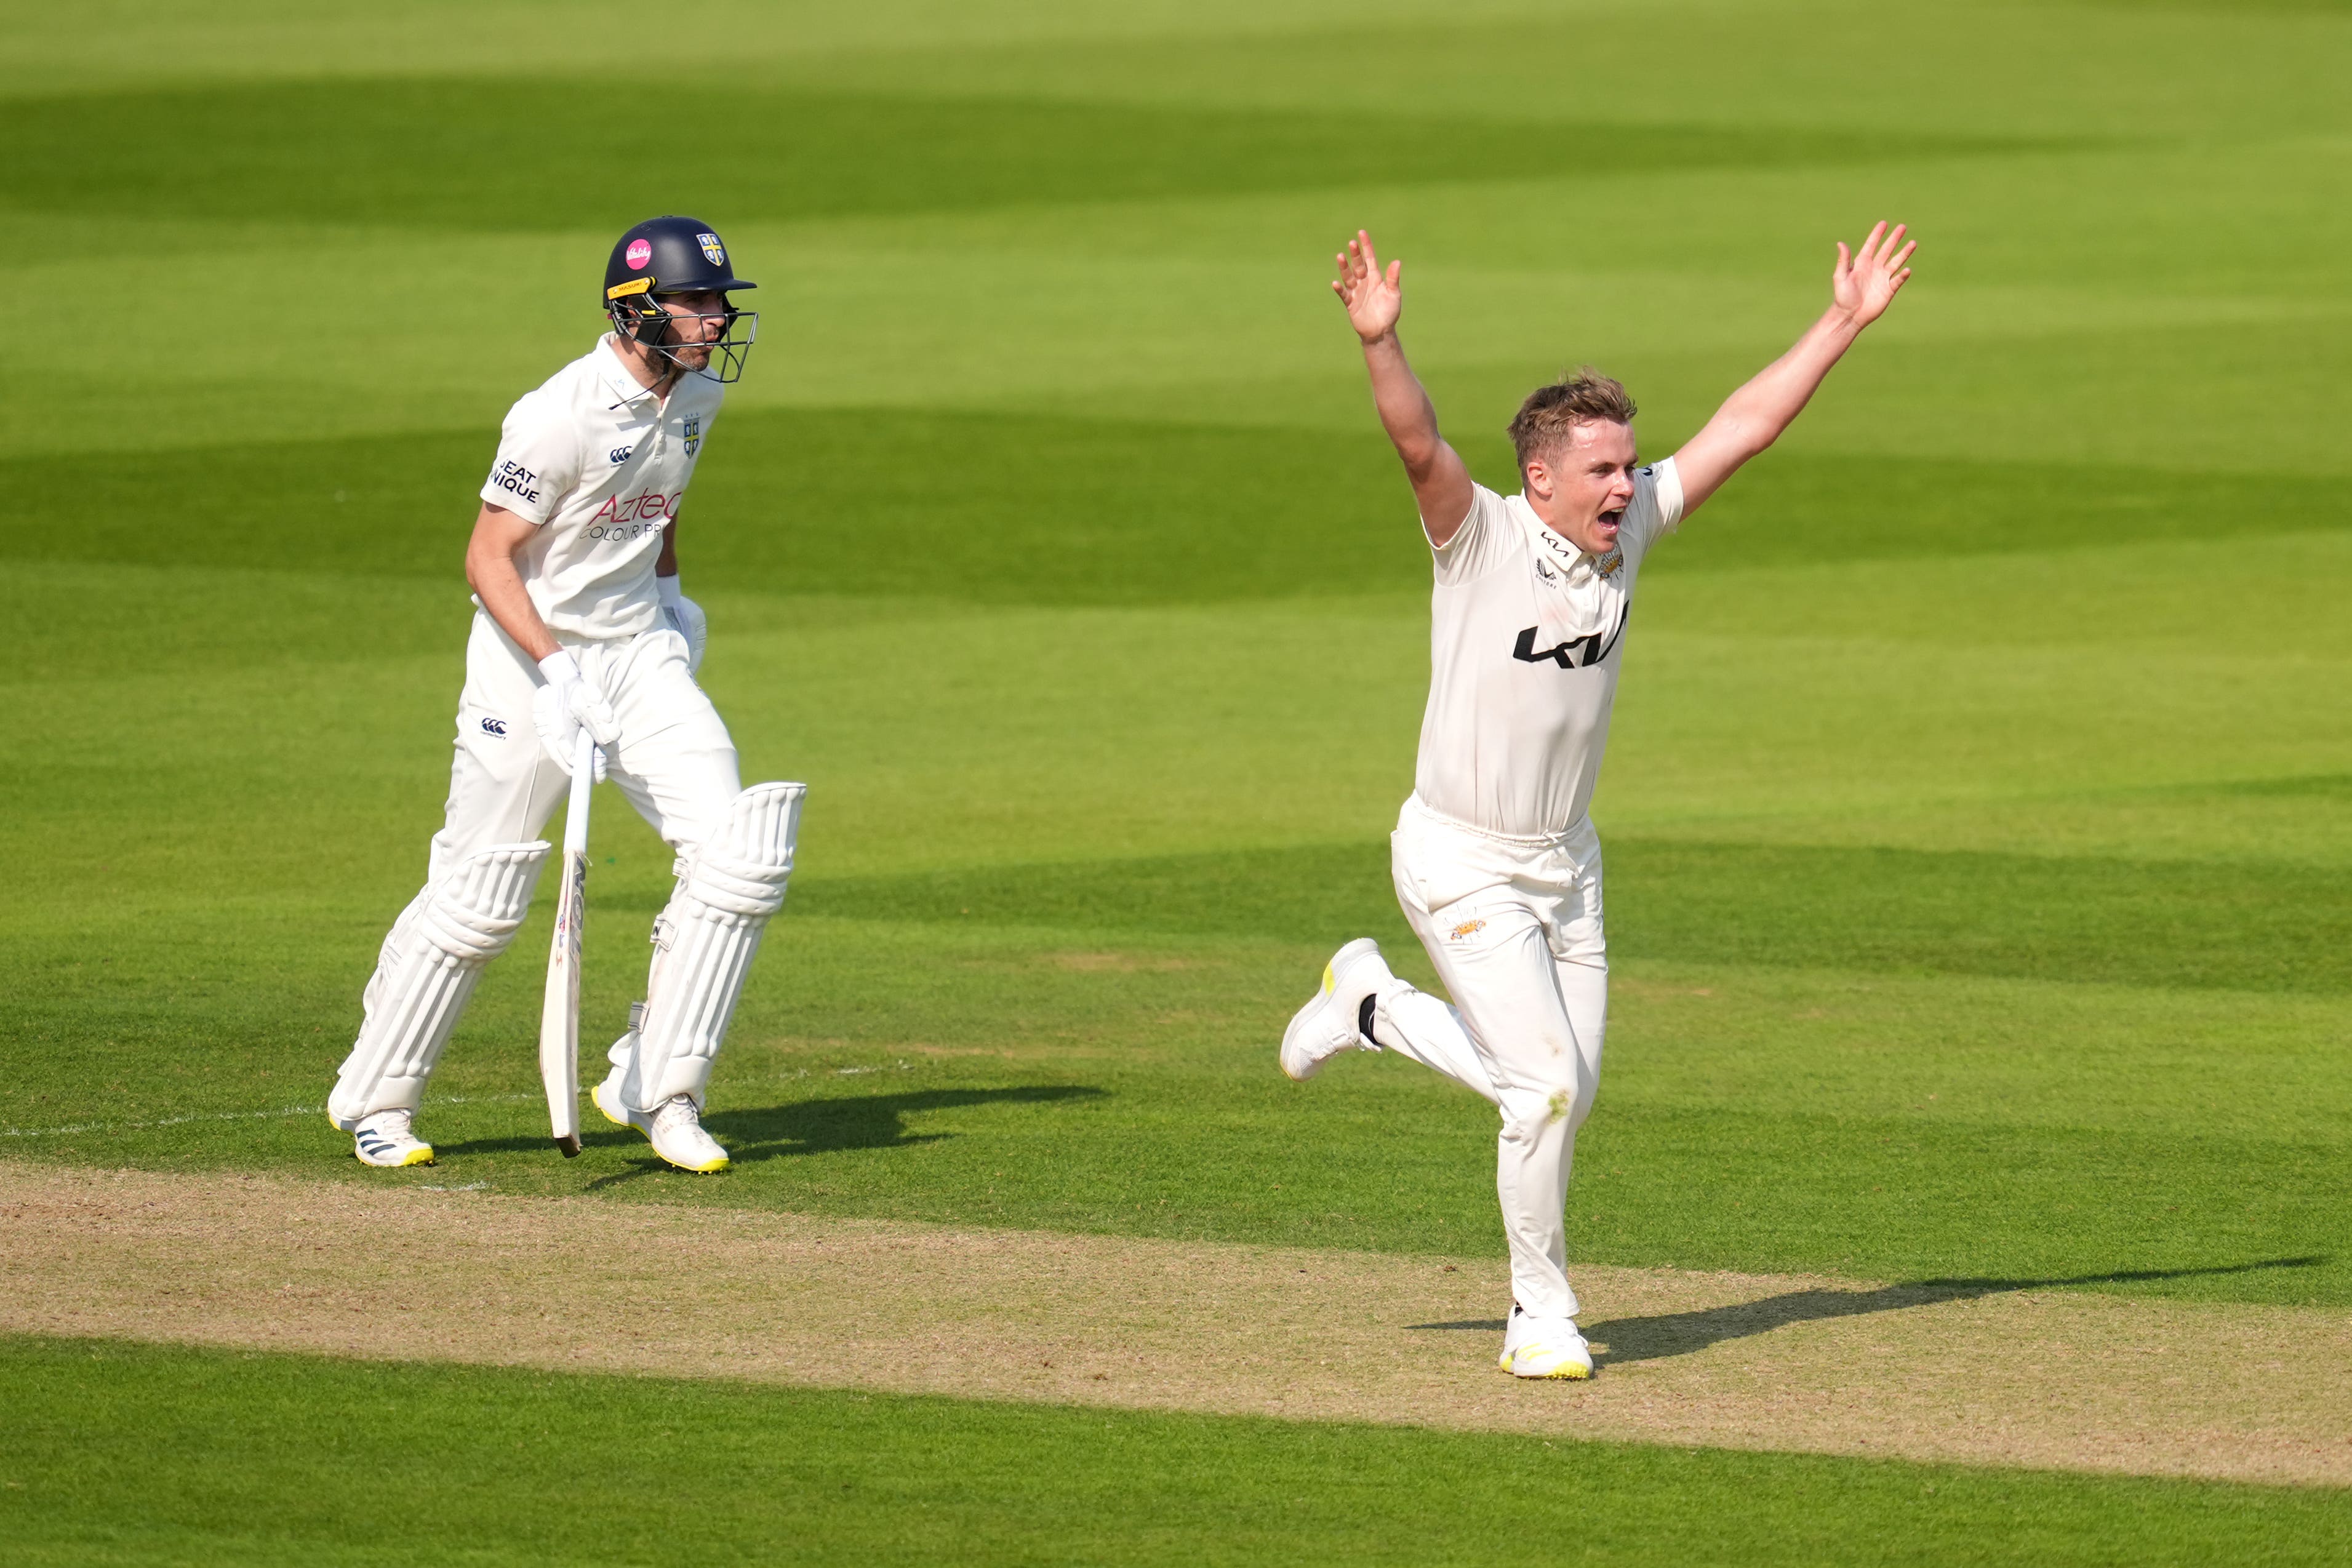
[5,0,2351,1559]
[7,1335,2351,1568]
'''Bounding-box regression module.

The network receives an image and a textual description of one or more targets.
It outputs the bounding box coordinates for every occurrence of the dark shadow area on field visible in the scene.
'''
[707,1086,1108,1164]
[581,1155,704,1192]
[483,1087,1112,1190]
[16,422,2345,607]
[1404,1256,2326,1367]
[433,1126,645,1161]
[2185,771,2352,800]
[791,836,2352,994]
[1606,842,2352,994]
[0,412,1432,612]
[1,78,2066,232]
[1641,452,2352,576]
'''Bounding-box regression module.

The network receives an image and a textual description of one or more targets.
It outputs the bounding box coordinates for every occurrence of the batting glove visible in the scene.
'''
[658,575,708,674]
[533,650,620,780]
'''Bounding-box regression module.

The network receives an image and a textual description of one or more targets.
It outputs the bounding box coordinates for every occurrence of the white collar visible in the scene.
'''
[1511,492,1622,584]
[594,334,668,411]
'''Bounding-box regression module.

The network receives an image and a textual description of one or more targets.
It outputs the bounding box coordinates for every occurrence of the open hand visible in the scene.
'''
[1832,221,1916,328]
[1332,230,1403,343]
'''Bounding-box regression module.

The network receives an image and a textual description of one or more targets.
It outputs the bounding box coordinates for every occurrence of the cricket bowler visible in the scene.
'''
[328,216,805,1172]
[1283,223,1916,1378]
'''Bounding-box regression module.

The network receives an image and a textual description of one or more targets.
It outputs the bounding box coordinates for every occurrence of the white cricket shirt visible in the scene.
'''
[1412,460,1683,837]
[478,334,726,639]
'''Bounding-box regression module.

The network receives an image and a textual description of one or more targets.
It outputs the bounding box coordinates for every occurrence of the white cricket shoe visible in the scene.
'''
[1499,1305,1593,1380]
[594,1078,730,1174]
[1280,937,1391,1082]
[351,1108,434,1168]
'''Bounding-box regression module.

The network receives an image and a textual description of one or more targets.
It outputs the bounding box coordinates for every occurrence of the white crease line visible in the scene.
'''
[1,1066,917,1142]
[1,1092,539,1141]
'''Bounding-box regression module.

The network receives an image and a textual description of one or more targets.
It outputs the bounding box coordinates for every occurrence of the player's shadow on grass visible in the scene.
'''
[445,1086,1106,1188]
[1408,1257,2326,1367]
[707,1085,1108,1165]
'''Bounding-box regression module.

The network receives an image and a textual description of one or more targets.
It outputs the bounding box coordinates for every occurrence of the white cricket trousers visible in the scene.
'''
[352,610,743,1101]
[1377,794,1607,1321]
[435,609,741,875]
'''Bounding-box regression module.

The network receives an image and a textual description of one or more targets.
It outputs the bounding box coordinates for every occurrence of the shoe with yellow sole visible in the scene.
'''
[1499,1305,1593,1380]
[594,1077,730,1173]
[351,1108,434,1168]
[1280,938,1392,1082]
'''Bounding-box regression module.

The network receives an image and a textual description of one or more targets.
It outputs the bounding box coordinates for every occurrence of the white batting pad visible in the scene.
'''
[329,841,551,1129]
[615,783,804,1111]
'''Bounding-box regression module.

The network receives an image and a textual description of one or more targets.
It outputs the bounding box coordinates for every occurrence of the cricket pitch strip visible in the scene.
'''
[4,1162,2346,1487]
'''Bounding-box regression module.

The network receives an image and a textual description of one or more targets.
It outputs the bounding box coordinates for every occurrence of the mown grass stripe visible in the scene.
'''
[0,80,2071,230]
[12,414,2343,600]
[3,1334,2347,1567]
[786,837,2352,993]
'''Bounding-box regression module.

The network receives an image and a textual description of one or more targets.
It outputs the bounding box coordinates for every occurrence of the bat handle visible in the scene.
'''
[566,730,598,852]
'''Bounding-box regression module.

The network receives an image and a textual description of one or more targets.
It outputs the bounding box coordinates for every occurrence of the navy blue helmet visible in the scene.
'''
[602,216,758,383]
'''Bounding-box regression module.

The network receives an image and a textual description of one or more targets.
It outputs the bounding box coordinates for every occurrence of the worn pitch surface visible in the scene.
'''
[9,1162,2350,1487]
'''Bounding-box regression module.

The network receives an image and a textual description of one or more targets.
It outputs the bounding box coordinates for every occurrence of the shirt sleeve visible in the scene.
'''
[1429,483,1518,586]
[479,390,582,526]
[1618,456,1685,567]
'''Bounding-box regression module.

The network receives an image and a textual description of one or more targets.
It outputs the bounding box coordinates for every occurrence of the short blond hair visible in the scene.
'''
[1508,369,1638,473]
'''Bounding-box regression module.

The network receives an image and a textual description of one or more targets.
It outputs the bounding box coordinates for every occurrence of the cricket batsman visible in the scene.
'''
[328,216,804,1172]
[1282,223,1916,1378]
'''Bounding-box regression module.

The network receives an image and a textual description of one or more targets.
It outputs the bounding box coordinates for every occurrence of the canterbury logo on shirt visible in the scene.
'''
[1512,603,1628,670]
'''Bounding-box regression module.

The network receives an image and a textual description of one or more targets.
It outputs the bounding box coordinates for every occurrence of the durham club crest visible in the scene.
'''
[682,412,703,457]
[696,232,725,265]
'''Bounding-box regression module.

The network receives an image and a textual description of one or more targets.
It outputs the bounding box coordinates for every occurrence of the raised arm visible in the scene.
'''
[1673,222,1916,518]
[1334,231,1475,546]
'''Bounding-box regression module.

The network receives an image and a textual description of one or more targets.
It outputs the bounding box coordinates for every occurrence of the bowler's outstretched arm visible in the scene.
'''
[1334,230,1475,546]
[1673,222,1917,518]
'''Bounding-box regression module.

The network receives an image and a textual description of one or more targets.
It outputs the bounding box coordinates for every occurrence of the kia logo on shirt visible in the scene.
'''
[1511,604,1630,671]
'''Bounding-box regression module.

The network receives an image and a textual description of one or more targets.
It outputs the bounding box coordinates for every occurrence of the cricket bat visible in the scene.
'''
[538,727,596,1156]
